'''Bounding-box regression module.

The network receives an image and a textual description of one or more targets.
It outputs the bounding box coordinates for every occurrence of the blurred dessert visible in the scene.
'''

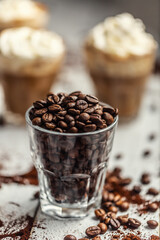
[0,0,48,31]
[0,27,65,117]
[85,13,157,119]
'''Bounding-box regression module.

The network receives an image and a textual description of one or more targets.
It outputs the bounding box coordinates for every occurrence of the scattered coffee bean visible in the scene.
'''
[97,223,107,234]
[147,220,158,229]
[119,202,130,211]
[64,235,77,240]
[95,209,106,219]
[92,236,101,240]
[117,215,128,225]
[147,188,159,196]
[132,185,141,194]
[128,218,141,229]
[147,202,159,212]
[78,238,89,240]
[85,226,101,237]
[141,173,150,184]
[109,219,120,230]
[108,206,118,213]
[120,178,132,186]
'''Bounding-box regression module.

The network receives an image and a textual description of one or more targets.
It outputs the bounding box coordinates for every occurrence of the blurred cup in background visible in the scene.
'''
[84,13,157,120]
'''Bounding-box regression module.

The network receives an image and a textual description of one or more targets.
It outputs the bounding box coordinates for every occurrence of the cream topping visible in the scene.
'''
[0,27,64,60]
[0,0,45,23]
[87,13,157,57]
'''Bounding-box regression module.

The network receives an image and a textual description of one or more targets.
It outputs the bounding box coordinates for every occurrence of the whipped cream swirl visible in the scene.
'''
[87,13,157,58]
[0,27,64,60]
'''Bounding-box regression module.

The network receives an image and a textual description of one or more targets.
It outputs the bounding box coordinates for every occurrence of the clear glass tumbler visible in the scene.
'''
[26,106,118,219]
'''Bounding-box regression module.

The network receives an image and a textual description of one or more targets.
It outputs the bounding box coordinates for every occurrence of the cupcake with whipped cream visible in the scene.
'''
[0,0,48,31]
[0,27,65,117]
[85,13,157,119]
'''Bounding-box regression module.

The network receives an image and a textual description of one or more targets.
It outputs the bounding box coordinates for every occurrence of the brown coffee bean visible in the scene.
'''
[103,107,115,115]
[85,95,98,104]
[104,218,110,225]
[68,127,78,133]
[48,104,62,112]
[68,108,80,115]
[33,100,47,109]
[132,185,141,194]
[99,214,107,222]
[64,235,77,240]
[103,112,114,125]
[84,107,95,114]
[47,94,59,104]
[67,102,76,108]
[45,122,56,130]
[119,178,132,186]
[147,188,159,196]
[69,91,82,96]
[78,93,86,100]
[119,202,129,211]
[79,113,90,122]
[128,218,141,229]
[141,173,150,184]
[90,115,103,127]
[102,201,112,209]
[69,121,75,127]
[58,121,68,129]
[32,117,42,126]
[108,206,118,213]
[106,212,116,219]
[113,194,121,202]
[95,209,106,219]
[108,193,115,202]
[84,124,97,132]
[97,223,107,234]
[147,202,159,212]
[54,127,63,133]
[76,100,88,110]
[109,219,120,230]
[42,113,53,122]
[78,238,89,240]
[34,108,47,116]
[117,215,128,225]
[92,236,101,240]
[58,110,67,116]
[65,114,74,123]
[76,121,85,129]
[147,220,158,229]
[85,226,101,237]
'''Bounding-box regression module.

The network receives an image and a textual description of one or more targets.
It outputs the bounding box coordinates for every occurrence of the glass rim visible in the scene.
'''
[25,105,118,136]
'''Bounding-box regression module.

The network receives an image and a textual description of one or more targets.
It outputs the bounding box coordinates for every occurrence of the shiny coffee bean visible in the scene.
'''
[85,226,101,237]
[147,220,158,229]
[97,223,107,234]
[128,218,141,229]
[147,202,159,212]
[117,215,128,225]
[147,188,159,196]
[95,209,106,219]
[64,235,77,240]
[109,219,120,230]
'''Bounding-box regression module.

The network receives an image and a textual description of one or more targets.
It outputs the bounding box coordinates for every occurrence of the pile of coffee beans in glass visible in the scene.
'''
[29,91,118,204]
[30,91,118,133]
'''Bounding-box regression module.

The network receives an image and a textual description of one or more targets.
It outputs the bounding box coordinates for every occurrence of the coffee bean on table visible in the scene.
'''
[128,218,141,229]
[85,226,101,237]
[132,185,141,194]
[64,235,77,240]
[109,218,120,230]
[147,188,159,196]
[78,238,89,240]
[147,202,159,212]
[92,236,101,240]
[108,206,118,213]
[95,209,106,219]
[117,215,129,225]
[119,201,130,211]
[97,223,107,234]
[141,173,150,184]
[147,220,158,229]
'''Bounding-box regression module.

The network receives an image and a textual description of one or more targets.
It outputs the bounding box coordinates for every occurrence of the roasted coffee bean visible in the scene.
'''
[103,201,112,209]
[67,102,76,108]
[54,127,63,133]
[45,122,56,130]
[103,113,114,125]
[99,214,108,222]
[147,188,159,196]
[78,238,89,240]
[92,236,101,240]
[119,178,132,186]
[42,113,53,122]
[84,107,95,114]
[108,206,118,213]
[34,108,47,116]
[106,212,116,219]
[84,124,97,132]
[68,108,80,115]
[78,93,86,100]
[109,219,120,230]
[76,121,85,129]
[69,121,75,127]
[147,202,159,212]
[113,194,121,202]
[95,209,106,219]
[58,121,68,129]
[64,235,77,240]
[48,104,62,112]
[79,113,90,122]
[58,110,67,116]
[32,117,42,126]
[70,91,82,96]
[85,226,101,237]
[141,173,150,184]
[86,95,98,104]
[104,218,110,225]
[68,127,78,133]
[103,107,115,115]
[117,215,129,225]
[132,185,141,194]
[97,223,107,234]
[47,94,59,104]
[65,114,74,123]
[147,220,158,229]
[119,202,130,211]
[128,218,141,229]
[33,100,46,109]
[90,115,103,127]
[76,100,88,110]
[108,193,115,202]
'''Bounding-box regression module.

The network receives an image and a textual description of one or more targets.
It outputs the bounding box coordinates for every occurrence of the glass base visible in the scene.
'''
[40,193,101,219]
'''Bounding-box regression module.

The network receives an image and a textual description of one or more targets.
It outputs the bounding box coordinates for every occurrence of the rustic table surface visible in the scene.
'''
[0,67,159,239]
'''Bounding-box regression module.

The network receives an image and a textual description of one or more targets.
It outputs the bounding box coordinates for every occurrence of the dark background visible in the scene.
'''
[40,0,160,56]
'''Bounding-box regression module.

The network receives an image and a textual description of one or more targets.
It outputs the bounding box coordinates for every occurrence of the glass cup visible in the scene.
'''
[26,105,118,219]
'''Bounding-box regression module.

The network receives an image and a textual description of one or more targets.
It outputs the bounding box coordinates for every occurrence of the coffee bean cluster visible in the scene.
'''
[30,91,118,133]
